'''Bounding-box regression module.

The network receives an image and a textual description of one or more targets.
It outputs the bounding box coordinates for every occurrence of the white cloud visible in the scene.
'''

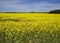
[0,0,60,12]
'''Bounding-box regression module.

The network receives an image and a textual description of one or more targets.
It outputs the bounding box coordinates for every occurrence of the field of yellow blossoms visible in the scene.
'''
[0,13,60,43]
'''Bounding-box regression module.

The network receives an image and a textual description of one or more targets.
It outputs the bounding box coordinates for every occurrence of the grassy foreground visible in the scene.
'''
[0,13,60,43]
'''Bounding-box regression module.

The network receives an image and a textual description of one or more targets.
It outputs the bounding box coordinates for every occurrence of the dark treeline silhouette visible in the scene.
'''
[49,9,60,14]
[0,11,48,13]
[0,9,60,14]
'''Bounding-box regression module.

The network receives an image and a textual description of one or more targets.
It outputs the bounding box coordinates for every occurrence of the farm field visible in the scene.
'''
[0,13,60,43]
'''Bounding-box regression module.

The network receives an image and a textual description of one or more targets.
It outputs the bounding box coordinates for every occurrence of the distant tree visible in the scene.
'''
[29,11,36,13]
[49,9,60,14]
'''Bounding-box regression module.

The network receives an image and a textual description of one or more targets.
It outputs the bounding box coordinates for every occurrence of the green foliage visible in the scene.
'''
[49,9,60,14]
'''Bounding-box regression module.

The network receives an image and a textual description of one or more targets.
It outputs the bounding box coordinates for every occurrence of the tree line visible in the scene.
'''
[49,9,60,14]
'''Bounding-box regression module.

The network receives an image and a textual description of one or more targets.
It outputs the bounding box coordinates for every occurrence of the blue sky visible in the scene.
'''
[0,0,60,12]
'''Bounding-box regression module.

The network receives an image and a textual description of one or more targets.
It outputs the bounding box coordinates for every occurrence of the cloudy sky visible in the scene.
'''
[0,0,60,12]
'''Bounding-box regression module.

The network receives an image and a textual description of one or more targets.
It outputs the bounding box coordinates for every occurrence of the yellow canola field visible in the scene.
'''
[0,13,60,43]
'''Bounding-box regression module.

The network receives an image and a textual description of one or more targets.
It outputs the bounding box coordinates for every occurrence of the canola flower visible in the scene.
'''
[0,13,60,43]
